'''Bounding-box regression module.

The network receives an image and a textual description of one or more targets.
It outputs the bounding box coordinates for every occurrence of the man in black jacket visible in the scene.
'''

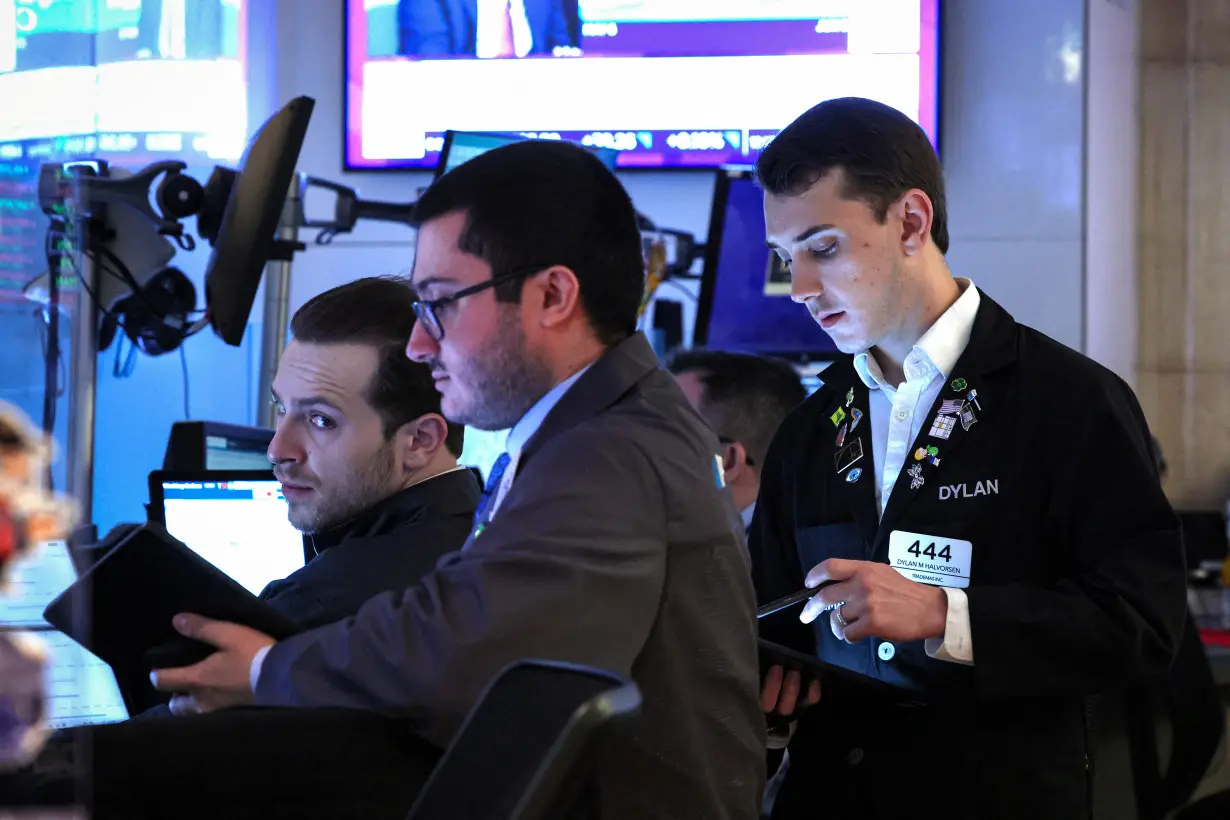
[257,276,479,630]
[752,97,1187,820]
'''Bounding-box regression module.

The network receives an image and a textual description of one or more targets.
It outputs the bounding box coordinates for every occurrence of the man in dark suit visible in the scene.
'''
[99,276,480,718]
[39,141,764,819]
[750,98,1187,819]
[256,276,478,630]
[667,350,805,535]
[397,0,578,58]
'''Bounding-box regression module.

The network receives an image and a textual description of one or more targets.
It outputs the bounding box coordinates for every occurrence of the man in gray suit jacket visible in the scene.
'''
[46,140,765,819]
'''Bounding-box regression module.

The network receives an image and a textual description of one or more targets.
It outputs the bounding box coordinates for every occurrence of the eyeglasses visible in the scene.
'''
[411,264,551,342]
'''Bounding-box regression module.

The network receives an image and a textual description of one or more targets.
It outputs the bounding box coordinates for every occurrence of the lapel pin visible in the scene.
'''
[938,397,964,416]
[846,467,862,483]
[835,422,848,448]
[967,389,981,412]
[849,407,863,431]
[830,406,847,427]
[951,377,967,392]
[834,439,864,473]
[845,387,854,407]
[907,463,924,490]
[959,402,978,431]
[928,414,955,440]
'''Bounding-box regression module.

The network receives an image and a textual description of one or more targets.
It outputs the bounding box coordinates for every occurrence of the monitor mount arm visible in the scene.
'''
[298,176,417,244]
[294,177,706,280]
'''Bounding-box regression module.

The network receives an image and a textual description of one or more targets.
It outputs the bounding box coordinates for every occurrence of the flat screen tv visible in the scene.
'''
[343,0,940,170]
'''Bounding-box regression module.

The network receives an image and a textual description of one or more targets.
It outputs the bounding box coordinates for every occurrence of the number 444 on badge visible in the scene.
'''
[887,529,973,589]
[909,540,952,562]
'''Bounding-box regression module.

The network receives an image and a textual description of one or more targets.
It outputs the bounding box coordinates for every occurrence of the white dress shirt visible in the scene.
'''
[851,278,979,665]
[488,363,592,519]
[740,503,756,533]
[476,0,534,58]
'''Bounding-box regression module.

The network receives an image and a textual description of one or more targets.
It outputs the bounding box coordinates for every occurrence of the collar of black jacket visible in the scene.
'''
[307,467,481,554]
[520,331,660,462]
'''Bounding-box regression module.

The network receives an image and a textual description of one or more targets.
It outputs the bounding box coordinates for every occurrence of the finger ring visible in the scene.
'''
[834,601,848,627]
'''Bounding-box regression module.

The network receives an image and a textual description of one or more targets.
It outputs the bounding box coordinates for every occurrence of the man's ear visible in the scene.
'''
[896,188,935,256]
[721,440,750,485]
[396,413,447,470]
[528,265,583,330]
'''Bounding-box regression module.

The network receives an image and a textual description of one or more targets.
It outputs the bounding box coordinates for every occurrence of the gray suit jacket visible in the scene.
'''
[255,333,766,819]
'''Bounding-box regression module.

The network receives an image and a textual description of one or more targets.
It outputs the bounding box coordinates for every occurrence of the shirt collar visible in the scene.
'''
[853,278,980,392]
[740,503,756,531]
[505,363,593,458]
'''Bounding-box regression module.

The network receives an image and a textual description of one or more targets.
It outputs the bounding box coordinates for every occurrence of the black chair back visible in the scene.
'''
[405,659,641,820]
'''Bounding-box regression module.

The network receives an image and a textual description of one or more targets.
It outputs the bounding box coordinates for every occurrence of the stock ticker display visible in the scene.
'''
[0,0,247,303]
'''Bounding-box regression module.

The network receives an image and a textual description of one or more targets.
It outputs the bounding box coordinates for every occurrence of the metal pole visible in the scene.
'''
[66,248,98,525]
[256,174,303,427]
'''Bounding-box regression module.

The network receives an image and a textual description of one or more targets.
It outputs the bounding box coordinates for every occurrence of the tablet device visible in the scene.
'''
[43,522,303,673]
[757,638,924,705]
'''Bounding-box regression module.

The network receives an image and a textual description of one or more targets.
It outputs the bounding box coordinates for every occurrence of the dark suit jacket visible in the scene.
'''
[398,0,574,56]
[255,334,766,820]
[752,293,1187,820]
[258,469,480,630]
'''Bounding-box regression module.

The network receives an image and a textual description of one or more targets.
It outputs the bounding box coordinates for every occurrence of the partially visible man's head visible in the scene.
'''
[757,97,948,356]
[269,276,463,533]
[407,139,646,431]
[667,349,805,507]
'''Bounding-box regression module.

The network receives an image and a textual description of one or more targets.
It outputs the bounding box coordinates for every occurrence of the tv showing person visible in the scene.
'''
[396,0,580,58]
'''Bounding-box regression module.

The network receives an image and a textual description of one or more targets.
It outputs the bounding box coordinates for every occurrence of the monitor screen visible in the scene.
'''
[0,541,129,727]
[163,421,274,472]
[0,539,77,628]
[694,168,838,361]
[159,478,306,596]
[205,436,274,471]
[0,0,249,305]
[435,129,618,178]
[40,630,130,728]
[344,0,941,170]
[0,0,247,158]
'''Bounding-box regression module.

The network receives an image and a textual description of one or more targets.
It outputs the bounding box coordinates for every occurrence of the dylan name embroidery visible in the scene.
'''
[938,479,999,500]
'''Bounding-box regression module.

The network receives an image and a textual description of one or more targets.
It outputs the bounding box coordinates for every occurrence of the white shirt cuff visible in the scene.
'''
[249,645,273,694]
[924,587,974,665]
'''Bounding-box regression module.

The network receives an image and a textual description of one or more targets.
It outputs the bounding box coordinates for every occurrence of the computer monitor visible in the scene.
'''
[40,631,131,729]
[148,471,310,596]
[0,541,129,727]
[203,95,315,346]
[434,130,619,180]
[693,167,840,362]
[163,420,274,472]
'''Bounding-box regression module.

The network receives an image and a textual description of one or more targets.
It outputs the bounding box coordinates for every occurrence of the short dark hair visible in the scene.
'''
[756,97,949,254]
[667,349,805,467]
[290,276,464,456]
[412,139,645,345]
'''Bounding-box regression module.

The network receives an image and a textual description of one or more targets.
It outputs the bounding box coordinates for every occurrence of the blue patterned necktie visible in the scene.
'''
[473,452,511,528]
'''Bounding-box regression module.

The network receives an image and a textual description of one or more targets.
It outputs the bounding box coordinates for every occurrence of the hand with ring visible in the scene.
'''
[798,558,949,644]
[833,601,849,628]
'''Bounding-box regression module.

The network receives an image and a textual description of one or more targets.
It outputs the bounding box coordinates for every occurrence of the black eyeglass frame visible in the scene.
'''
[411,263,553,341]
